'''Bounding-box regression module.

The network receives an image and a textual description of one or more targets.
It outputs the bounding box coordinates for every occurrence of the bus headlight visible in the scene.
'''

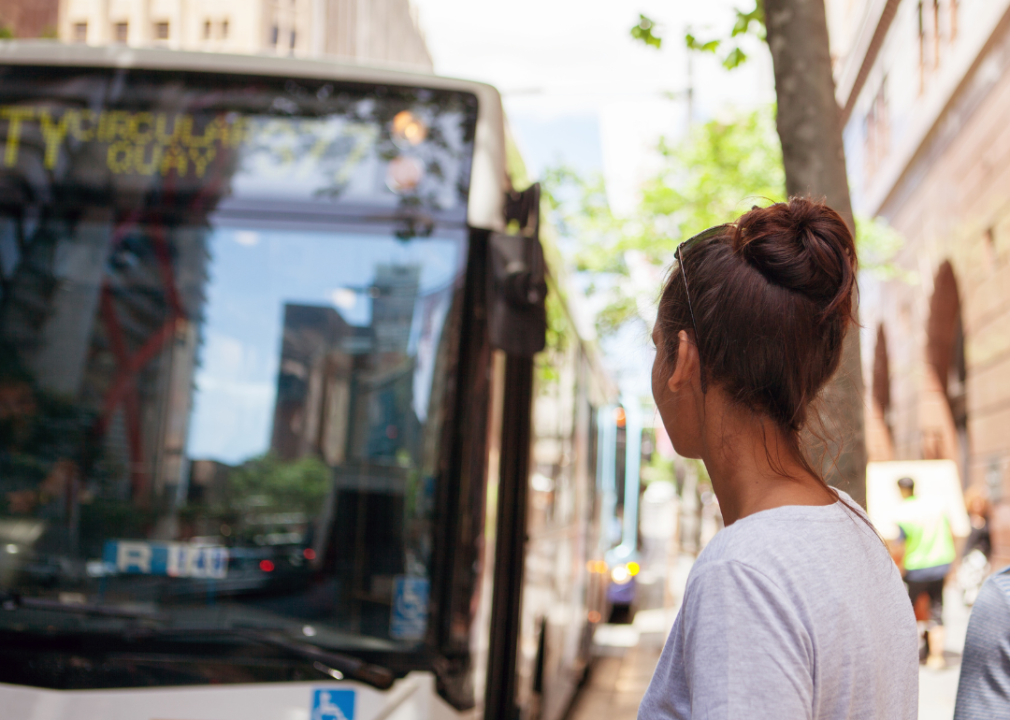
[611,565,632,584]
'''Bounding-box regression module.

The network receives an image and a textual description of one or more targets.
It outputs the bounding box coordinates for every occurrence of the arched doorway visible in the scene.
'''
[867,324,895,460]
[925,261,969,485]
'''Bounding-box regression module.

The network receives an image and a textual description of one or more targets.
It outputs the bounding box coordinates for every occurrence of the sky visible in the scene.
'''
[410,0,776,397]
[187,228,464,464]
[411,0,776,214]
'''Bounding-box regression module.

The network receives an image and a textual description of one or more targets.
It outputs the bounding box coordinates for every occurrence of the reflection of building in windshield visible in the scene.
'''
[373,264,420,359]
[265,262,426,636]
[269,262,422,468]
[270,304,357,464]
[0,218,208,514]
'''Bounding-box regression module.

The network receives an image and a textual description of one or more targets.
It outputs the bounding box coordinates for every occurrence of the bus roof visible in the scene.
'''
[0,40,507,232]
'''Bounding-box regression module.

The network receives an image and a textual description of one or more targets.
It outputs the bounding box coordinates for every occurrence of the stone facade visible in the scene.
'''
[827,0,1010,565]
[57,0,432,70]
[0,0,59,37]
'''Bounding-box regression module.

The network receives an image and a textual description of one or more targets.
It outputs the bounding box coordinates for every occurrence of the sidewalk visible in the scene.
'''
[566,556,691,720]
[565,610,672,720]
[917,584,970,720]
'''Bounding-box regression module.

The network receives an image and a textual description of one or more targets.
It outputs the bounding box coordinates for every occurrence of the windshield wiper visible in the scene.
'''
[0,592,166,620]
[144,626,396,690]
[0,596,395,690]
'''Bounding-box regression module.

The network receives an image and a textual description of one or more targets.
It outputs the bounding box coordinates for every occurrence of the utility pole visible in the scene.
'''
[685,25,695,127]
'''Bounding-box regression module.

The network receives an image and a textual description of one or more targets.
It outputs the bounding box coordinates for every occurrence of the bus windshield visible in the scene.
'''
[0,66,477,652]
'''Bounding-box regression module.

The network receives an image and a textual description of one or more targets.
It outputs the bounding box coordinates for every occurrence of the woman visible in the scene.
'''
[639,198,918,719]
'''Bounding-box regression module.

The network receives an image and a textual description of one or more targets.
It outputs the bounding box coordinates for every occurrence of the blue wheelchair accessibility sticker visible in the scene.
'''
[390,575,429,640]
[312,688,355,720]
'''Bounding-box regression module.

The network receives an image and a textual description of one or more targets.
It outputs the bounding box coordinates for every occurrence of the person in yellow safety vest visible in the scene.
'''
[892,476,956,670]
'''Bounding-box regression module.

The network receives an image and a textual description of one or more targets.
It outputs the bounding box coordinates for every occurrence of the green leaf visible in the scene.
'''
[542,106,786,339]
[631,14,662,49]
[731,2,765,37]
[854,213,912,281]
[722,46,748,69]
[686,33,720,53]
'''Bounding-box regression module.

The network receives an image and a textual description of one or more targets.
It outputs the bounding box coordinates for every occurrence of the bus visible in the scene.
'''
[517,276,621,720]
[0,41,619,720]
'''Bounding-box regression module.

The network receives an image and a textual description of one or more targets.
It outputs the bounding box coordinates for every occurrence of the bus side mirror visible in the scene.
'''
[488,231,547,358]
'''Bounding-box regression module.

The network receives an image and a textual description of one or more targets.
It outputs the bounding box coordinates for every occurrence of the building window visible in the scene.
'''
[933,0,941,70]
[864,79,890,180]
[919,0,960,91]
[114,22,128,43]
[271,24,279,46]
[154,21,170,40]
[221,20,229,39]
[918,1,927,92]
[290,31,296,50]
[204,20,212,39]
[73,22,87,43]
[984,227,998,270]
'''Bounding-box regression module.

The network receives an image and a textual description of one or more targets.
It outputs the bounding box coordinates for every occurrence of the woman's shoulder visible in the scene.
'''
[695,496,883,577]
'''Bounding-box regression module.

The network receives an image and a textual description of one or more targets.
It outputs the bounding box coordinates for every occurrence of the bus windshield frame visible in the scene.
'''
[0,61,487,693]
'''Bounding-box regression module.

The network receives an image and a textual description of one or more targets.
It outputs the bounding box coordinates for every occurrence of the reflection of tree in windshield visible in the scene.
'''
[230,454,330,516]
[179,454,327,550]
[239,81,476,215]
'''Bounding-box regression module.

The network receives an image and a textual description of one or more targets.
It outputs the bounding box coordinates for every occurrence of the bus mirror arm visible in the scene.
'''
[488,232,547,358]
[502,259,547,309]
[488,183,546,358]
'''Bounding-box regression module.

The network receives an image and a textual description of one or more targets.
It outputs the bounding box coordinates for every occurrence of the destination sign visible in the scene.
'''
[0,69,478,212]
[0,106,250,177]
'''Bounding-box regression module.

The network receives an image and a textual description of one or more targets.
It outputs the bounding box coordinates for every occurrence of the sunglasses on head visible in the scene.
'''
[674,225,728,394]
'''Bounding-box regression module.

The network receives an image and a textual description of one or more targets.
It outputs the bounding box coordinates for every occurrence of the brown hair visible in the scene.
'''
[656,197,856,479]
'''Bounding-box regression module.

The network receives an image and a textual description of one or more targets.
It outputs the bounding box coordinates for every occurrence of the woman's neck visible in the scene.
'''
[699,398,836,525]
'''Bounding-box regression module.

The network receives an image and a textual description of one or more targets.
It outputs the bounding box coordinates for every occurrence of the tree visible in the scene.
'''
[762,0,866,506]
[544,107,784,335]
[631,1,868,505]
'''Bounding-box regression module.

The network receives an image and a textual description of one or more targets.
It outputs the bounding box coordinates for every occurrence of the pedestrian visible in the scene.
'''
[892,475,956,669]
[638,198,918,720]
[962,485,991,559]
[952,566,1010,719]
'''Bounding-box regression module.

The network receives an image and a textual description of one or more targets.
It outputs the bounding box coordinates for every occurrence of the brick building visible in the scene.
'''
[56,0,432,70]
[0,0,59,37]
[826,0,1010,564]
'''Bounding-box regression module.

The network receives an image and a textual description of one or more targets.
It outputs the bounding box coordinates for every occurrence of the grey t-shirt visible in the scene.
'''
[639,494,919,719]
[953,565,1010,719]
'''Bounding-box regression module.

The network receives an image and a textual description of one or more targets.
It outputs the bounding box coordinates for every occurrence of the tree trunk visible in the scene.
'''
[764,0,868,506]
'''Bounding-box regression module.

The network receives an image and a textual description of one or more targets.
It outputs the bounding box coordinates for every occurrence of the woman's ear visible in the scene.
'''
[667,329,698,393]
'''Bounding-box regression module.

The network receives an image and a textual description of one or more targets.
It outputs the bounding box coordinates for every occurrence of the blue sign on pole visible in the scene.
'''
[390,575,429,640]
[312,689,355,720]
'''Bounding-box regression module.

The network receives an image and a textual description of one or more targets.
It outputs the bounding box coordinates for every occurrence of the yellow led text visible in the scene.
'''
[0,106,250,177]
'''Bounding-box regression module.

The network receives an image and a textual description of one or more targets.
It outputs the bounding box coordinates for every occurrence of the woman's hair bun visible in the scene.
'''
[731,197,856,321]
